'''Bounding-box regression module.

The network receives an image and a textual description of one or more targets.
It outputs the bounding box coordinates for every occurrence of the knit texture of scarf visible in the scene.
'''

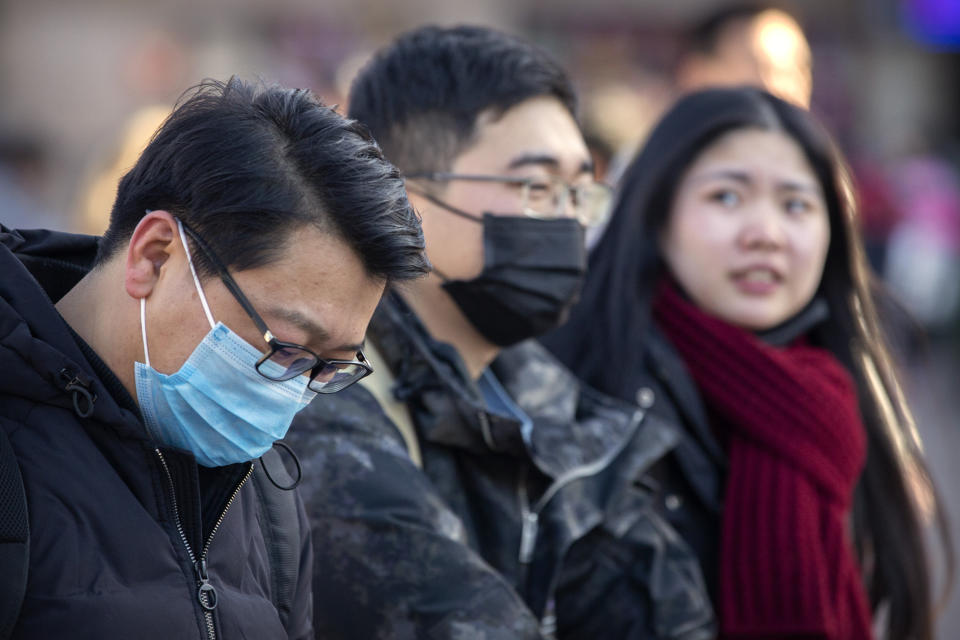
[654,283,873,640]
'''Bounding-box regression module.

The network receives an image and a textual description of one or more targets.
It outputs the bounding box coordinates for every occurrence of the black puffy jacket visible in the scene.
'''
[0,226,313,639]
[286,292,716,639]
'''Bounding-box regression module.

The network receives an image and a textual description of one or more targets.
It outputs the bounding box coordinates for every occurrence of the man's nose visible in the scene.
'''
[555,185,578,219]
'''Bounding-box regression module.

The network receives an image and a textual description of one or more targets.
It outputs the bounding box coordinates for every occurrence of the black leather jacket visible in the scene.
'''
[287,292,715,639]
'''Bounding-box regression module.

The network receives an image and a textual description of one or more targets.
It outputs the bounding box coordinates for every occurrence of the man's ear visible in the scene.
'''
[124,210,180,300]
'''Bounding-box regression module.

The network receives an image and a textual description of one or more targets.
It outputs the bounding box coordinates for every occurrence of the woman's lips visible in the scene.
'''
[731,267,782,295]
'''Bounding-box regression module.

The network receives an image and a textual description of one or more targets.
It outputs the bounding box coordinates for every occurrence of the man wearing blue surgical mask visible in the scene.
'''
[0,78,428,639]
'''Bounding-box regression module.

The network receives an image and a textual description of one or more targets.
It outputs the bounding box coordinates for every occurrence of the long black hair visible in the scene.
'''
[545,87,952,640]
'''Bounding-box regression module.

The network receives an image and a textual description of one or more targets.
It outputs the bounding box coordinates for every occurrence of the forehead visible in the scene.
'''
[231,225,384,345]
[686,128,818,182]
[452,95,588,174]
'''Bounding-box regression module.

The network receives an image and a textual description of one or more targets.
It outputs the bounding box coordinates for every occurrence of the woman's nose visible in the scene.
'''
[738,206,785,250]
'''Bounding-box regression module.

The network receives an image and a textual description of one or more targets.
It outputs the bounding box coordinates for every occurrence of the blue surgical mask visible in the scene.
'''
[134,220,316,467]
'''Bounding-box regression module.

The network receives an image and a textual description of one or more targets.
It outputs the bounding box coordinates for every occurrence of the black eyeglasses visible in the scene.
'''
[178,222,373,394]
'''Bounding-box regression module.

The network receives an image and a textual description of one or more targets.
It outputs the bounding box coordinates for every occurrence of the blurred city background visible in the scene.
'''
[1,0,959,634]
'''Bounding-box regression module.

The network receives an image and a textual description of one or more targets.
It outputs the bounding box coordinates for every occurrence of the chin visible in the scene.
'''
[715,306,788,332]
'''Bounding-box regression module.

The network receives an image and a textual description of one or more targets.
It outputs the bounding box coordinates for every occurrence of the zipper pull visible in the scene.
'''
[58,368,97,418]
[519,511,539,564]
[477,411,497,450]
[539,598,558,639]
[195,558,218,611]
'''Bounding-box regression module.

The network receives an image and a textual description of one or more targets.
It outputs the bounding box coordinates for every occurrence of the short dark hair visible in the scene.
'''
[683,2,794,57]
[347,25,577,174]
[96,77,429,282]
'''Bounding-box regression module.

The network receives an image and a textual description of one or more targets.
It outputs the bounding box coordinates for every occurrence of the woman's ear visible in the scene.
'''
[124,210,179,300]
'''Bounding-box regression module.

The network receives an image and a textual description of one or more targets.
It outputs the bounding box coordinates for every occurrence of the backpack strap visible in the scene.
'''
[359,342,422,468]
[251,447,300,632]
[0,427,28,639]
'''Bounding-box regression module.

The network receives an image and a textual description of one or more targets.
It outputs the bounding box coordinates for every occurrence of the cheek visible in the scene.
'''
[792,221,831,287]
[423,216,485,280]
[663,209,733,287]
[144,292,214,372]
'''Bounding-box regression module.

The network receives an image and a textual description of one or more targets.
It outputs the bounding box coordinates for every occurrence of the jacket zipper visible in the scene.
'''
[156,449,254,640]
[516,406,646,565]
[516,406,647,637]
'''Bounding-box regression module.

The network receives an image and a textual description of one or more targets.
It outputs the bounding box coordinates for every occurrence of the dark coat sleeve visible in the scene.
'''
[285,386,544,640]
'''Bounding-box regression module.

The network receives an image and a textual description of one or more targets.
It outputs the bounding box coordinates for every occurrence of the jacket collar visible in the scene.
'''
[646,328,725,463]
[643,326,726,511]
[368,292,522,454]
[0,226,144,439]
[368,292,654,481]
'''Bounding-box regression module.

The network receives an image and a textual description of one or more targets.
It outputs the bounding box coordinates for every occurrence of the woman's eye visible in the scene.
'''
[709,189,740,207]
[785,197,812,214]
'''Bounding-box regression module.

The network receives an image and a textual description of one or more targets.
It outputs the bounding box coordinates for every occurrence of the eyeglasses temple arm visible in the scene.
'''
[404,184,484,223]
[178,223,273,341]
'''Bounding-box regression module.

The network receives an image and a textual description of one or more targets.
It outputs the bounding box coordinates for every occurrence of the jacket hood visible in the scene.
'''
[0,226,143,437]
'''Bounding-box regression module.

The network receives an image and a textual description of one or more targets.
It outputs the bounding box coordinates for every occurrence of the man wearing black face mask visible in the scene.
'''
[286,25,716,640]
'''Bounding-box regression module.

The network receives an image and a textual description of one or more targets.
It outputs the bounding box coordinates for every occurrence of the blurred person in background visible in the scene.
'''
[674,2,812,108]
[286,24,716,640]
[0,78,428,638]
[544,87,952,640]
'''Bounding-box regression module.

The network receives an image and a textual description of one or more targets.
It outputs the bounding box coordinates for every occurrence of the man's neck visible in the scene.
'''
[400,274,499,380]
[55,262,141,403]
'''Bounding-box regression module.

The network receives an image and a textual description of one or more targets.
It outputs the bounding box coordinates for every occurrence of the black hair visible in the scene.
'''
[96,77,429,282]
[683,2,794,57]
[545,87,952,640]
[347,25,577,174]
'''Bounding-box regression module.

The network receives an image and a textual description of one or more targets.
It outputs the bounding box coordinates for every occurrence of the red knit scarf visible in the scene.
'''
[653,283,873,640]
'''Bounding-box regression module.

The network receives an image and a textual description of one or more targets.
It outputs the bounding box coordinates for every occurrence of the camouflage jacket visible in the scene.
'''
[286,293,716,639]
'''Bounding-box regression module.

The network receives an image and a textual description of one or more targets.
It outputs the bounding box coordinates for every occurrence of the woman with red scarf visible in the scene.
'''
[544,87,951,640]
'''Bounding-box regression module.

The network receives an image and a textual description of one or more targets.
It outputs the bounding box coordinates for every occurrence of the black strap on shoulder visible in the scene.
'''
[0,428,28,639]
[251,446,300,632]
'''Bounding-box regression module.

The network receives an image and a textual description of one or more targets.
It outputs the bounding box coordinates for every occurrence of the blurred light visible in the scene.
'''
[750,10,813,108]
[902,0,960,49]
[79,105,171,235]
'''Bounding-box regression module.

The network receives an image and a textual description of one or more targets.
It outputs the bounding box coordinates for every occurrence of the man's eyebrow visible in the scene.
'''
[506,153,595,176]
[507,153,559,170]
[266,307,365,353]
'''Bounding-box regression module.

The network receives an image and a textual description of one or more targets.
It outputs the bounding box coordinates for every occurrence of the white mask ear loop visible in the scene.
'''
[175,219,216,330]
[140,296,151,368]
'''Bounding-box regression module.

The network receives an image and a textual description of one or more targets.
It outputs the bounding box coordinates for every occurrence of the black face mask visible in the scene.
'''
[441,213,587,347]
